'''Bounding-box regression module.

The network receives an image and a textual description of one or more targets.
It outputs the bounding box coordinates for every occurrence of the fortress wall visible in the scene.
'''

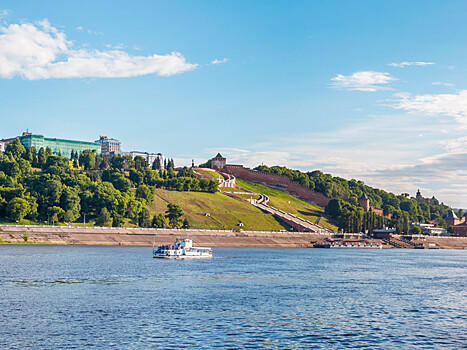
[224,165,331,207]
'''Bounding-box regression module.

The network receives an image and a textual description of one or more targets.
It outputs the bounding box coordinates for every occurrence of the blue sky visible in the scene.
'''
[0,1,466,207]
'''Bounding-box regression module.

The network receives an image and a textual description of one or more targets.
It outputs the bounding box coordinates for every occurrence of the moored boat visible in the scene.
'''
[153,238,212,259]
[313,238,382,249]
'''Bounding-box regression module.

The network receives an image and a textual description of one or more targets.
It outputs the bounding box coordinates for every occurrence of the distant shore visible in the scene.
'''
[1,225,467,249]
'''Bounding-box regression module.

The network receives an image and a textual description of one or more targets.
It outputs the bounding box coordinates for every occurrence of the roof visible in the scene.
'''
[446,210,458,219]
[214,153,224,158]
[359,193,368,199]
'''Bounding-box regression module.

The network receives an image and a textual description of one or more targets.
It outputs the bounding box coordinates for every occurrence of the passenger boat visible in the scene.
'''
[313,238,382,249]
[153,238,212,259]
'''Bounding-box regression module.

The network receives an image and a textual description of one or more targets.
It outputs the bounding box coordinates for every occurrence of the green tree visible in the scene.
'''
[139,207,151,227]
[165,203,184,228]
[6,197,30,222]
[5,138,26,160]
[79,149,96,170]
[152,213,166,228]
[135,184,153,202]
[411,225,422,235]
[325,199,342,219]
[152,157,161,170]
[38,147,47,165]
[47,206,65,224]
[182,218,191,229]
[95,207,112,226]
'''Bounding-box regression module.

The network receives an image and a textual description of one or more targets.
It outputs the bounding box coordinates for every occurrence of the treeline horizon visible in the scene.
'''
[253,165,452,234]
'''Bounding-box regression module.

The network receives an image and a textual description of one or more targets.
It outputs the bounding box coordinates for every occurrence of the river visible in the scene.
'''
[0,245,466,349]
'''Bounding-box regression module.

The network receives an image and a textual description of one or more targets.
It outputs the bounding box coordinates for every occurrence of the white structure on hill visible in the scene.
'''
[128,151,164,168]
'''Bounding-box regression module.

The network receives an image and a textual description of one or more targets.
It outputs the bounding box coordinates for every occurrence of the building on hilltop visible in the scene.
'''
[416,189,422,199]
[12,132,102,158]
[211,153,226,170]
[95,136,121,156]
[358,193,370,212]
[127,151,164,168]
[0,140,5,153]
[358,193,385,216]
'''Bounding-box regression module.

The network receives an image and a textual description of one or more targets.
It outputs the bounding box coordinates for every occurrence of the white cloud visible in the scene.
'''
[211,58,228,65]
[388,61,435,68]
[76,26,83,31]
[0,9,10,19]
[441,136,467,152]
[392,90,467,125]
[331,71,396,92]
[105,43,125,50]
[0,19,197,79]
[432,81,454,87]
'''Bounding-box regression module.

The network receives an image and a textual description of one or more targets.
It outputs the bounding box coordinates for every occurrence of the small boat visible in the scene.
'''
[313,238,382,249]
[153,238,212,259]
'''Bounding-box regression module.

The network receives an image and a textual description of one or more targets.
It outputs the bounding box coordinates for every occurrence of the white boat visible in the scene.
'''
[153,238,212,259]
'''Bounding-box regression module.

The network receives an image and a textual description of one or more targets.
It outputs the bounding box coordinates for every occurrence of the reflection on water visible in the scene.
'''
[0,245,466,349]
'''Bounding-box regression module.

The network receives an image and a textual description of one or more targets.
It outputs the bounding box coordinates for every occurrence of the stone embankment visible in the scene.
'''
[0,225,330,248]
[1,225,467,249]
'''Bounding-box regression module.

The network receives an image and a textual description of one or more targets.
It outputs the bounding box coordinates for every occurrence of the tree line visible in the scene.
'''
[0,139,218,226]
[254,165,451,233]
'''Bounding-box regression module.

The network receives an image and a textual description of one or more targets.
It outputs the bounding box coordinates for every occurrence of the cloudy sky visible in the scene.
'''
[0,1,466,207]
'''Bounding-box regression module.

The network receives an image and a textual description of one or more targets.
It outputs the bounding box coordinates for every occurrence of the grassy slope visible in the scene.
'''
[236,179,338,231]
[195,170,226,179]
[148,189,288,231]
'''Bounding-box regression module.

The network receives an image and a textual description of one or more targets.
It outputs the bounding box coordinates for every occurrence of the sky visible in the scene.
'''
[0,1,466,208]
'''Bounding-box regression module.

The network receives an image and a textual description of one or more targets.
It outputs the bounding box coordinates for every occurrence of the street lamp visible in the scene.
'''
[82,213,86,228]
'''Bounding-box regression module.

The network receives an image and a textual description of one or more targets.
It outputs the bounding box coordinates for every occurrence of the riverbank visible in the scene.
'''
[1,225,467,249]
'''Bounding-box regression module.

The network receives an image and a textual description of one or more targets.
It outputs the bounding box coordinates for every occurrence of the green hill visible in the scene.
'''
[236,179,338,231]
[148,188,289,231]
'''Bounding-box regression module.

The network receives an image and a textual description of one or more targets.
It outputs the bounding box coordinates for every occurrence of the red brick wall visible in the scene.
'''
[452,225,467,237]
[224,164,330,207]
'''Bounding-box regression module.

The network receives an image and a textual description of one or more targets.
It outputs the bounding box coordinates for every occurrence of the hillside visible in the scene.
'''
[148,188,289,231]
[236,179,338,231]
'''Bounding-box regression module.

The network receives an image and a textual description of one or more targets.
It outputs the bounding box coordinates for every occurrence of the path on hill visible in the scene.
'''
[193,168,333,233]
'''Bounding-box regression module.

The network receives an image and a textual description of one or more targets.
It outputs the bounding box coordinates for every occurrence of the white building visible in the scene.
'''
[128,151,164,168]
[411,222,448,236]
[0,141,5,153]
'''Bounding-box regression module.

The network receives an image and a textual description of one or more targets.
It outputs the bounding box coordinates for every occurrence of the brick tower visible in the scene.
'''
[358,193,370,212]
[211,153,226,170]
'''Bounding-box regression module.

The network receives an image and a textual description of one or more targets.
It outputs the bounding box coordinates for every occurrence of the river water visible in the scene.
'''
[0,245,465,349]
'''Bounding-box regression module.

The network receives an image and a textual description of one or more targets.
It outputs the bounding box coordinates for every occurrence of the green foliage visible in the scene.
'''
[256,164,451,232]
[95,207,112,227]
[7,197,30,221]
[165,203,184,228]
[411,225,422,235]
[139,207,151,227]
[152,213,166,228]
[79,149,96,170]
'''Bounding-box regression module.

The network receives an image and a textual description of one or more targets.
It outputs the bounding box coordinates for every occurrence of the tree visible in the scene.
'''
[152,157,161,170]
[79,149,96,170]
[411,225,422,235]
[135,184,153,202]
[152,213,166,228]
[47,206,65,224]
[6,198,30,222]
[38,147,47,165]
[165,203,184,228]
[139,207,151,227]
[325,199,342,219]
[95,207,112,226]
[5,138,26,160]
[182,218,191,229]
